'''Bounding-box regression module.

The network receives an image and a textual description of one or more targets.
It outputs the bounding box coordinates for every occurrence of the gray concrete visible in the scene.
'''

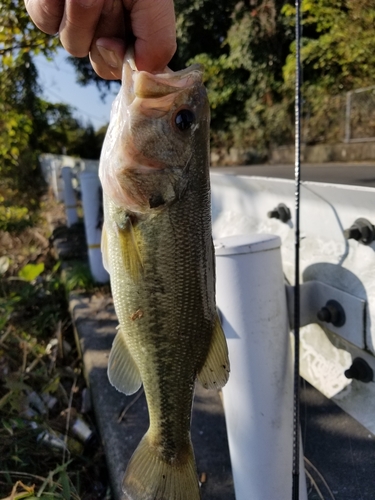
[301,381,375,500]
[211,162,375,187]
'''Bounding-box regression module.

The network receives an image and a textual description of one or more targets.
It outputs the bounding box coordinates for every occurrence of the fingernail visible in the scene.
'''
[96,44,119,68]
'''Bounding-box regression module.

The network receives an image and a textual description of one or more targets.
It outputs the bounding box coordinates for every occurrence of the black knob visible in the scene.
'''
[344,218,375,245]
[268,209,280,219]
[317,307,331,323]
[317,300,345,327]
[343,227,361,241]
[267,203,291,223]
[345,358,373,383]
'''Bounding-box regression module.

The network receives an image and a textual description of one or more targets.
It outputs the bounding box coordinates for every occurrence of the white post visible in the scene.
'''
[215,233,307,500]
[51,159,64,202]
[80,171,109,284]
[61,167,78,227]
[39,154,53,184]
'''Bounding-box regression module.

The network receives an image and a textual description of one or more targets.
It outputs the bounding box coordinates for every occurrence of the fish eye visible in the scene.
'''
[175,109,195,131]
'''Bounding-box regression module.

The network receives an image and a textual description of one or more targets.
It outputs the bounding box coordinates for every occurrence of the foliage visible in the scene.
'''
[18,263,45,282]
[9,0,371,159]
[0,187,39,233]
[0,204,31,233]
[281,0,375,145]
[35,101,106,159]
[180,0,375,151]
[0,197,110,499]
[58,0,375,153]
[189,53,250,142]
[0,0,105,196]
[172,0,238,67]
[0,0,57,59]
[63,262,94,293]
[0,0,59,188]
[225,0,295,148]
[183,0,295,150]
[283,0,375,93]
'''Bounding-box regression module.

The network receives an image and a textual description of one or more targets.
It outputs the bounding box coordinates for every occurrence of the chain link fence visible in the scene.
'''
[301,85,375,145]
[344,86,375,143]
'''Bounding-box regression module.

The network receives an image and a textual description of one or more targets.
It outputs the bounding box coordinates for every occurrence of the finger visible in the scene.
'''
[125,0,176,72]
[25,0,65,35]
[89,0,125,79]
[59,0,105,57]
[92,37,125,80]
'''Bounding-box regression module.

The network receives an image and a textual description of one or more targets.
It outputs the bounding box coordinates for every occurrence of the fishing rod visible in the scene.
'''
[292,0,302,498]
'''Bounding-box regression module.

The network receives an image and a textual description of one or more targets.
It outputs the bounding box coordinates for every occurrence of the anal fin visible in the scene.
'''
[197,313,230,390]
[108,327,142,395]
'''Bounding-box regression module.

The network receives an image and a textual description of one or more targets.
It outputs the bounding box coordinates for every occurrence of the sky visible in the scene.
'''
[34,48,117,130]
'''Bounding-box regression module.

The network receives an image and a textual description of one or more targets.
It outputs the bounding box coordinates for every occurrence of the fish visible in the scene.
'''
[98,51,230,500]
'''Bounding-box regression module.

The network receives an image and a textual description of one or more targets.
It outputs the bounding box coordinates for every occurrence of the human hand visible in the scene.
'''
[24,0,177,79]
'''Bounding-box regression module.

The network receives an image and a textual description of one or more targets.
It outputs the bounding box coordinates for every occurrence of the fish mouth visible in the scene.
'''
[122,50,204,104]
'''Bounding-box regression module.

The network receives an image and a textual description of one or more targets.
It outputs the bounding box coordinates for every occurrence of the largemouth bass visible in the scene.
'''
[99,52,230,500]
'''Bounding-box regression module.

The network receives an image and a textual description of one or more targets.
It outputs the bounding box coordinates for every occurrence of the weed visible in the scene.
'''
[62,262,94,293]
[0,194,111,499]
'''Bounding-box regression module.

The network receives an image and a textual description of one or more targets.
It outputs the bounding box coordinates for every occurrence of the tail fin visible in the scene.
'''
[122,433,201,500]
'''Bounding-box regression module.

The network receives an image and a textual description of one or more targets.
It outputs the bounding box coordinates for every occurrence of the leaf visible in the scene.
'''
[18,263,45,282]
[0,256,10,275]
[4,379,32,392]
[51,261,61,274]
[42,376,60,394]
[59,471,71,500]
[0,391,13,411]
[2,480,35,500]
[36,462,72,497]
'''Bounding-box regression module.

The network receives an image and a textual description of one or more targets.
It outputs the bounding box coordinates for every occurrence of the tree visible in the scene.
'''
[35,101,105,159]
[172,0,238,67]
[181,0,375,150]
[282,0,375,144]
[62,0,294,151]
[283,0,375,93]
[0,0,59,189]
[56,0,375,155]
[0,0,105,194]
[183,1,295,149]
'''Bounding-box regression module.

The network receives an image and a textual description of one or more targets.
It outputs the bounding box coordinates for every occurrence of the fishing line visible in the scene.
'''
[292,0,302,499]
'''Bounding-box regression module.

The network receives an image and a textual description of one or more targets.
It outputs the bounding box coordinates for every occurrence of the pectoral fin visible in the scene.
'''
[108,327,142,395]
[197,313,230,390]
[117,217,144,282]
[101,222,110,273]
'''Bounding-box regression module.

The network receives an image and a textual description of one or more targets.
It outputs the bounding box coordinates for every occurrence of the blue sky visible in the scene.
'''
[34,48,116,130]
